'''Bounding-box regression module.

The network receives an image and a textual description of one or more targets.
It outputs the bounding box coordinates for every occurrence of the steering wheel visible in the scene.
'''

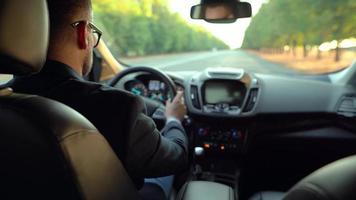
[108,66,177,123]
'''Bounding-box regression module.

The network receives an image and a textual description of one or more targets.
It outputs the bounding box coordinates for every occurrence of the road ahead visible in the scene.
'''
[0,50,297,84]
[122,50,298,75]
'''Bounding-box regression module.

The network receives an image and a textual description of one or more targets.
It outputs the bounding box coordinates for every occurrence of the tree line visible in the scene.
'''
[92,0,228,57]
[242,0,356,61]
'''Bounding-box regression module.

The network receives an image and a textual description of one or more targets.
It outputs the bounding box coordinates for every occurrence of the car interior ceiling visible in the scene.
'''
[2,0,356,200]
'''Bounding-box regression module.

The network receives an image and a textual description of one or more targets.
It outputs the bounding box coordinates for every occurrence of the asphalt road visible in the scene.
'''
[122,49,298,75]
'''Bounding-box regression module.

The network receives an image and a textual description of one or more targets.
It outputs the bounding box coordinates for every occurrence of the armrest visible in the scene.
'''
[177,181,234,200]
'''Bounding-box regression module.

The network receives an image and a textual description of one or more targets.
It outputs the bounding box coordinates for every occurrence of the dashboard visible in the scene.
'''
[122,68,259,116]
[166,68,356,155]
[117,67,356,119]
[120,68,259,154]
[117,67,356,156]
[113,64,356,197]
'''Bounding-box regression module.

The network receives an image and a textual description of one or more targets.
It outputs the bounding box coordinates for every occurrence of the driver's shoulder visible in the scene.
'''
[66,79,143,108]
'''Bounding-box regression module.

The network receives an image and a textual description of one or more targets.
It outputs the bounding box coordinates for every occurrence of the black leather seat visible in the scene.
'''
[176,181,235,200]
[283,155,356,200]
[0,1,138,199]
[249,191,285,200]
[250,155,356,200]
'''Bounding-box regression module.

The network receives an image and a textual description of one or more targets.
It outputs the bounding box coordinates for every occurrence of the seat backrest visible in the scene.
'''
[0,90,139,199]
[0,1,139,199]
[283,155,356,200]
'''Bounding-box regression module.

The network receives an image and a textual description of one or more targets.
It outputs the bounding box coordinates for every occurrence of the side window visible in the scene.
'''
[0,75,12,84]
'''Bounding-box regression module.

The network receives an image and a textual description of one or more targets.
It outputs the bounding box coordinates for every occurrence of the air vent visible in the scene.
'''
[337,96,356,117]
[243,88,259,113]
[208,72,242,79]
[190,85,201,109]
[207,68,244,79]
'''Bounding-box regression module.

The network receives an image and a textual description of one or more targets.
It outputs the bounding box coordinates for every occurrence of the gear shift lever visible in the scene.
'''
[195,147,204,157]
[193,147,205,177]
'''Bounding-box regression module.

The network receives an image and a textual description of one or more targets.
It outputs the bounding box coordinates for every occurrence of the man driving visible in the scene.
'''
[7,0,188,199]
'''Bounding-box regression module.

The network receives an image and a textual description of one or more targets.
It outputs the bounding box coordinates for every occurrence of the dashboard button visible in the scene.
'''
[198,128,208,136]
[231,129,238,139]
[203,143,211,149]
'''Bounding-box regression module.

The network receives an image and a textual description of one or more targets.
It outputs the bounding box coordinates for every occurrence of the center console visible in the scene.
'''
[177,181,234,200]
[185,68,259,155]
[182,69,261,200]
[195,123,247,154]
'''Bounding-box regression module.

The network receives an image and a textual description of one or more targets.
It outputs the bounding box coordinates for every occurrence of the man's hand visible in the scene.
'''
[165,91,187,121]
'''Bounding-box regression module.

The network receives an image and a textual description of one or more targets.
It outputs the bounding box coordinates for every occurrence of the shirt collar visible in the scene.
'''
[42,60,84,81]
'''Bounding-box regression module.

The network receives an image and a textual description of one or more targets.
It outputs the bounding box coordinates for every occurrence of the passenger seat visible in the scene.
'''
[250,155,356,200]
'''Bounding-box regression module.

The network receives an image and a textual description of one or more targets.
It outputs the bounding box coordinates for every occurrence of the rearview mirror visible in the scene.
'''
[191,1,252,23]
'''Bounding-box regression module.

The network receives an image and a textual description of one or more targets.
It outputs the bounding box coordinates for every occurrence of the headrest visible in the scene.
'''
[0,0,49,75]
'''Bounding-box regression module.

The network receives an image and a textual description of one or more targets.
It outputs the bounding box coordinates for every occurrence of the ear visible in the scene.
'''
[76,22,88,50]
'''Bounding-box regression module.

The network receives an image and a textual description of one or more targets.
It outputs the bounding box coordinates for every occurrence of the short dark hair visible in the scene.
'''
[47,0,91,39]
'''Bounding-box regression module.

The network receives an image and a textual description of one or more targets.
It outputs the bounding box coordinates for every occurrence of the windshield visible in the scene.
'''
[92,0,356,75]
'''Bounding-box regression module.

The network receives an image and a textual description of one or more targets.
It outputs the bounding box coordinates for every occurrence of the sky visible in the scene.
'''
[168,0,266,49]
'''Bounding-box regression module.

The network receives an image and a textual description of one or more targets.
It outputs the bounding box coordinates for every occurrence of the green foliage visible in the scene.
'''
[92,0,228,57]
[242,0,356,49]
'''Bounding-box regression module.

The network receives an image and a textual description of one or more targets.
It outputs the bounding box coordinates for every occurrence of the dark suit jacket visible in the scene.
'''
[7,60,188,188]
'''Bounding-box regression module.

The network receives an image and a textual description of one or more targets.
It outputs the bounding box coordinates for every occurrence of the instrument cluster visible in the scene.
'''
[125,76,183,104]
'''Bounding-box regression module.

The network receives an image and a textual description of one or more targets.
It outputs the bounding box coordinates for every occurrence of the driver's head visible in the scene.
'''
[47,0,100,76]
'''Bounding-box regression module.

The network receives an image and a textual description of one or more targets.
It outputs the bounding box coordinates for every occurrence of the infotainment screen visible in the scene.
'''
[203,80,246,106]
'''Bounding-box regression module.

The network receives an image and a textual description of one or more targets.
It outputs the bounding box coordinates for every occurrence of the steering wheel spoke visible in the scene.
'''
[152,106,166,121]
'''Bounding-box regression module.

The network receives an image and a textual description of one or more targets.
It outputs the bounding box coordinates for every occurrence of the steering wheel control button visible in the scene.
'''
[152,108,166,120]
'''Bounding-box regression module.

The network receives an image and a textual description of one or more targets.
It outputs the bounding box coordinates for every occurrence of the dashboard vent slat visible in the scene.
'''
[337,96,356,117]
[243,88,259,113]
[208,72,242,79]
[190,85,201,109]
